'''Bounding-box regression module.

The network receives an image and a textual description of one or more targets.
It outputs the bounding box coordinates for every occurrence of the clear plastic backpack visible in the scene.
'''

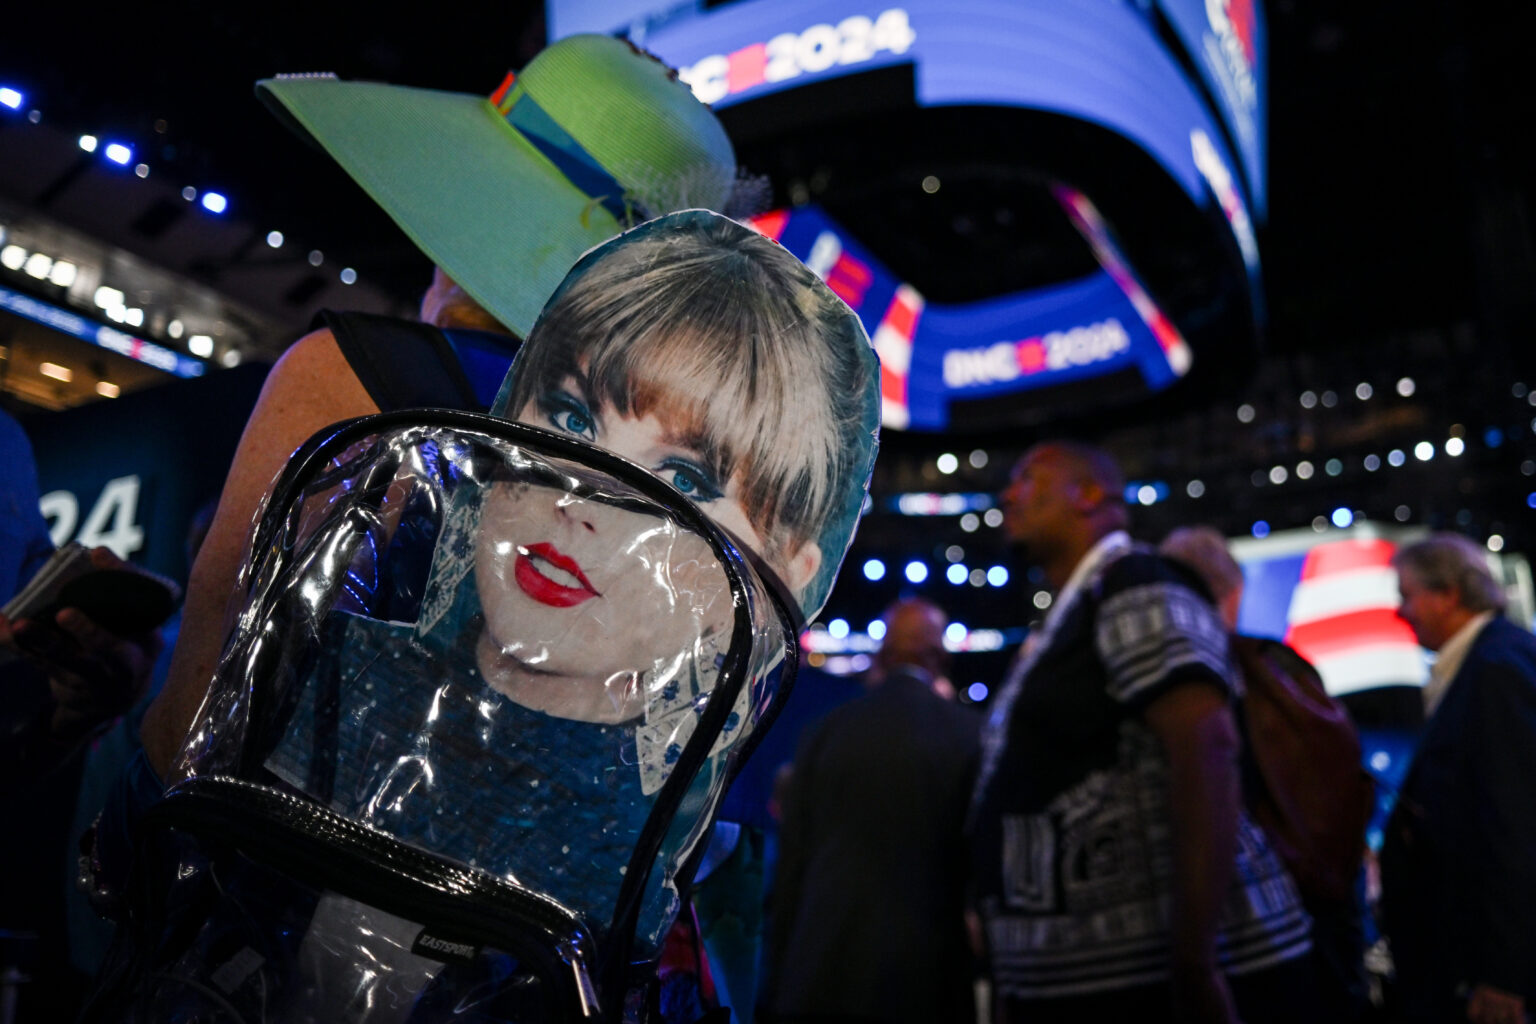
[83,410,799,1023]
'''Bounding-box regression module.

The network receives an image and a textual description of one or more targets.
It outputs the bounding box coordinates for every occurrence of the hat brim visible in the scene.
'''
[258,77,625,337]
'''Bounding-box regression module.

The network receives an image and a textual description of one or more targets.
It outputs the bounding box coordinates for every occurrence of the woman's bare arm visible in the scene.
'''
[140,328,377,776]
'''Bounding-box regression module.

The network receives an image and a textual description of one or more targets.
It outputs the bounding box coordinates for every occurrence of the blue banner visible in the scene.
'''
[1157,0,1267,217]
[0,283,205,379]
[623,0,1255,226]
[751,204,1187,431]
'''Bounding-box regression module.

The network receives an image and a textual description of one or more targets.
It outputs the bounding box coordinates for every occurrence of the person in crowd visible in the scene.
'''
[1381,533,1536,1024]
[968,442,1314,1024]
[0,408,161,1020]
[1,408,160,778]
[765,597,980,1024]
[88,209,876,1020]
[140,32,739,781]
[0,406,54,607]
[1161,525,1372,1024]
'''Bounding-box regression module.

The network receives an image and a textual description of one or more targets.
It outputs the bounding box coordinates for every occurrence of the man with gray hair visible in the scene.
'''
[1382,533,1536,1024]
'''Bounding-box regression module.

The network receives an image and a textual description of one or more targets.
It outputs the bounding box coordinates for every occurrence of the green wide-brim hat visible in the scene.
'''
[257,34,736,337]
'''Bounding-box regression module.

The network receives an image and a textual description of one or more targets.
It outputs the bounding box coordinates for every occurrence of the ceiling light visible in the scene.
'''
[96,381,120,398]
[94,285,125,309]
[266,231,284,248]
[22,252,51,279]
[0,245,24,271]
[104,142,132,165]
[200,192,227,214]
[48,260,76,287]
[188,334,214,358]
[0,88,22,110]
[166,318,184,338]
[78,134,98,152]
[40,362,72,381]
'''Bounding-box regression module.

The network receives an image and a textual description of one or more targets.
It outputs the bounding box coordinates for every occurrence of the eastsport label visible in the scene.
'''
[942,319,1131,389]
[678,9,916,106]
[411,931,481,963]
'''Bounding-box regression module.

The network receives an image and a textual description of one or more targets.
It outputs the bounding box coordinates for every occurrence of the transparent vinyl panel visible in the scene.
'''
[167,418,790,952]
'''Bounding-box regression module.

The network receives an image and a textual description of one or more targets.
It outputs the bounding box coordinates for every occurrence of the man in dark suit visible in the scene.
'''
[766,598,980,1024]
[1383,533,1536,1024]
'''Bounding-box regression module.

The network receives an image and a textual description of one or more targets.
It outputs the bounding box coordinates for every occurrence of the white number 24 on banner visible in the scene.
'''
[40,475,146,559]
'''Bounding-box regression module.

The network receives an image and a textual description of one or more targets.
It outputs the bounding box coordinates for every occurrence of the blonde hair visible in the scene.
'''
[507,212,875,586]
[1160,526,1245,604]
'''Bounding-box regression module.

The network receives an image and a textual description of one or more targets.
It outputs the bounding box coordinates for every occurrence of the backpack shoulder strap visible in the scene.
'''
[316,310,481,412]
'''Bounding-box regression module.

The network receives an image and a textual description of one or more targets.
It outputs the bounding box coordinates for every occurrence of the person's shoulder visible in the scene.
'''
[258,324,378,421]
[1465,617,1536,682]
[1099,547,1214,603]
[276,323,343,365]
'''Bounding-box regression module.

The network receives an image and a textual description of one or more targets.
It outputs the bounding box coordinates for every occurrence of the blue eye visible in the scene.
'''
[542,391,596,441]
[661,459,722,502]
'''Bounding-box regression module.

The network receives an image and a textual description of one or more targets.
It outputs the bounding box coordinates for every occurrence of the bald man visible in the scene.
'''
[766,598,979,1024]
[968,443,1314,1024]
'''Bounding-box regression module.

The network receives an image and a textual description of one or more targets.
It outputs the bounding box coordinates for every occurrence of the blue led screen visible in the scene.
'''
[755,205,1186,431]
[617,0,1257,226]
[1157,0,1267,216]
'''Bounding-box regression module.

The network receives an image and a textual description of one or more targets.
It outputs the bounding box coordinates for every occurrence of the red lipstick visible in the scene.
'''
[514,542,599,607]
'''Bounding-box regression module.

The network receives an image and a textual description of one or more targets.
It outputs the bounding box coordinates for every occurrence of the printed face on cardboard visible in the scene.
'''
[512,376,821,598]
[491,209,882,623]
[472,476,730,723]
